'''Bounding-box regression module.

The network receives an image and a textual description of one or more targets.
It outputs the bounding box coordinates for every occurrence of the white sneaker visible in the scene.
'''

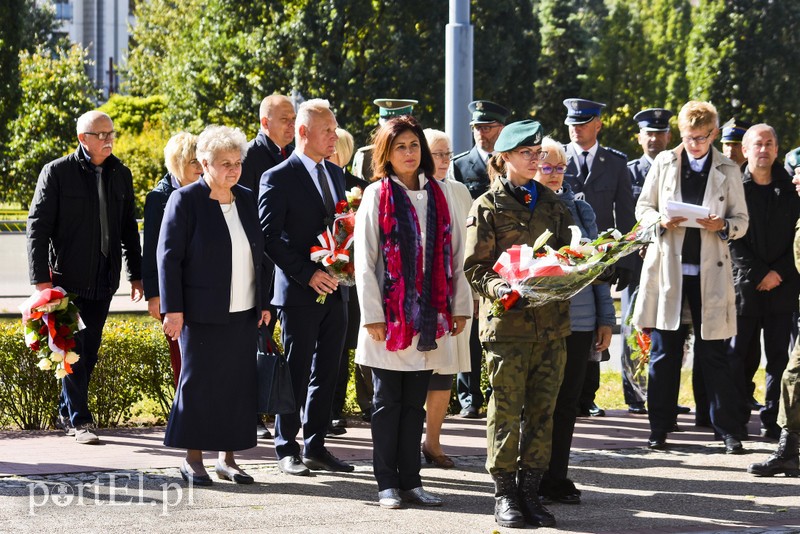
[74,424,99,444]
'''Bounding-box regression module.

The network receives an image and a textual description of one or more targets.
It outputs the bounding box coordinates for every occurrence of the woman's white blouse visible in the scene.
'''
[221,200,256,312]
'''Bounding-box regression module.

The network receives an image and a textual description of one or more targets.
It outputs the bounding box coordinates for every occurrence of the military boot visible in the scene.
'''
[748,429,800,477]
[518,468,557,527]
[492,472,525,528]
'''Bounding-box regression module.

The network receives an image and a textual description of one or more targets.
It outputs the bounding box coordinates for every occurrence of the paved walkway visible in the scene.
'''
[1,411,798,533]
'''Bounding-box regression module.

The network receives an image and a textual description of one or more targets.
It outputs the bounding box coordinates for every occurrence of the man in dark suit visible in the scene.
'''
[451,99,511,420]
[562,98,636,418]
[27,110,143,445]
[260,99,353,475]
[240,94,296,194]
[242,94,297,440]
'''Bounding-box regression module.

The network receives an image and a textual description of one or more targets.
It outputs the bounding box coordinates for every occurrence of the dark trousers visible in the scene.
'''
[579,360,600,410]
[648,275,743,438]
[274,300,347,459]
[371,367,432,491]
[331,347,350,420]
[456,318,485,410]
[59,296,112,427]
[731,313,792,429]
[548,330,593,480]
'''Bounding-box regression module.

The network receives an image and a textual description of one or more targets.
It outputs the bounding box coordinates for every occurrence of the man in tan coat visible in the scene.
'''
[632,101,749,453]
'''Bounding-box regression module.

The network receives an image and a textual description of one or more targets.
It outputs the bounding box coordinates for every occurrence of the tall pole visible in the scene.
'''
[445,0,473,155]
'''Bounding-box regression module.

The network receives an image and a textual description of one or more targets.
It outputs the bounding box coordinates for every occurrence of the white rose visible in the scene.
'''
[50,352,64,363]
[55,368,68,379]
[65,352,80,365]
[37,358,52,371]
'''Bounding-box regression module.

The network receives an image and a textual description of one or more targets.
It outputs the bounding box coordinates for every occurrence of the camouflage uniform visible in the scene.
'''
[464,177,574,475]
[779,220,800,432]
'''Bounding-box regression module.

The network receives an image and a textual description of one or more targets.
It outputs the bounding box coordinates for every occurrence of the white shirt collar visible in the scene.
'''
[476,145,492,163]
[296,150,327,178]
[572,141,599,159]
[689,152,710,172]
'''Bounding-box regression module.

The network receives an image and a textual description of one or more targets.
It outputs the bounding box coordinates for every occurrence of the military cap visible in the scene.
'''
[373,98,418,119]
[493,120,544,152]
[720,117,752,144]
[633,108,672,132]
[786,147,800,171]
[563,98,606,125]
[468,100,511,125]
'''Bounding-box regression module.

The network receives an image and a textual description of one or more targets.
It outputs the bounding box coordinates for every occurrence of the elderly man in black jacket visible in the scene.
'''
[27,110,143,444]
[730,123,800,440]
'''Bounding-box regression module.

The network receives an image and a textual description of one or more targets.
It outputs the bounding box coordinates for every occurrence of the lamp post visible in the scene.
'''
[445,0,473,155]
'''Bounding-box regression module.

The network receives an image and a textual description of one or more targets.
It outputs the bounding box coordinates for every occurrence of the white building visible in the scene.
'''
[50,0,132,97]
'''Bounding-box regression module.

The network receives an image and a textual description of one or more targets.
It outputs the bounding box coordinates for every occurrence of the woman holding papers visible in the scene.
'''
[632,101,749,454]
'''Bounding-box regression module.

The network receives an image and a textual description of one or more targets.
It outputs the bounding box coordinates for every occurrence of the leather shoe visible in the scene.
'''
[671,423,684,433]
[214,461,254,484]
[459,405,481,419]
[723,435,745,455]
[331,418,347,429]
[648,432,667,450]
[179,460,212,486]
[278,455,310,476]
[302,450,354,472]
[400,486,443,506]
[421,443,455,469]
[676,404,691,414]
[628,402,647,415]
[256,423,272,440]
[588,403,606,417]
[378,488,402,509]
[327,424,347,437]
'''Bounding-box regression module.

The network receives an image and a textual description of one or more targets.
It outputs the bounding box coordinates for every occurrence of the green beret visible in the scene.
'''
[493,120,544,152]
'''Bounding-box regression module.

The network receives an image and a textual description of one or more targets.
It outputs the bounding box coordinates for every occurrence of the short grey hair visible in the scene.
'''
[164,131,198,178]
[76,110,112,135]
[742,123,779,148]
[196,125,248,164]
[423,128,450,150]
[296,98,332,134]
[540,136,567,162]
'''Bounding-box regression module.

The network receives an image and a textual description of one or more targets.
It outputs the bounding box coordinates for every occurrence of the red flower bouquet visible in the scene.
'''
[310,199,357,303]
[490,222,651,316]
[19,287,84,379]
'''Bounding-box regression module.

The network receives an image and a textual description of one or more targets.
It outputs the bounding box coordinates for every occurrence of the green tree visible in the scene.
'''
[688,0,800,151]
[2,45,99,207]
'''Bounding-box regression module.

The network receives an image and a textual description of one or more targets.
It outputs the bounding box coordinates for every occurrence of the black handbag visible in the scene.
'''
[256,328,296,415]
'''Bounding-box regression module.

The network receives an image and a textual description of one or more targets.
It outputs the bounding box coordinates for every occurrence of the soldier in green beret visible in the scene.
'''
[463,120,574,529]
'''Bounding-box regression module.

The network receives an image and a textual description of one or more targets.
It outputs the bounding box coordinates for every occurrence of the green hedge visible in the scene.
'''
[0,317,174,430]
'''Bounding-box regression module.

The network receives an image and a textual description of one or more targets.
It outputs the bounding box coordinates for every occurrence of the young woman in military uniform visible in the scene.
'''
[463,120,574,529]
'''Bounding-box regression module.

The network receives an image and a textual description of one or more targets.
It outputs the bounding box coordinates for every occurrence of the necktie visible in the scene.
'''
[316,163,335,216]
[95,167,109,257]
[280,147,287,160]
[580,151,590,182]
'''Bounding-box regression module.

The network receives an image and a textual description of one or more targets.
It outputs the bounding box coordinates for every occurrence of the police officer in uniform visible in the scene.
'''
[464,120,573,529]
[622,108,673,414]
[562,98,635,418]
[352,98,417,182]
[451,100,512,200]
[720,118,751,168]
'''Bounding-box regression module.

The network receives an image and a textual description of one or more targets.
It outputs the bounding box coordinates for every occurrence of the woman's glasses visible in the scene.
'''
[538,164,568,175]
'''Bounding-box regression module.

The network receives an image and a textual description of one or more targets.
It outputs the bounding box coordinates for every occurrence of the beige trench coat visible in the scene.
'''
[632,145,749,340]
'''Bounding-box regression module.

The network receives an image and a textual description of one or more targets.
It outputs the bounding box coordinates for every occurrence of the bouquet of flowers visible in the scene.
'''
[310,196,358,303]
[19,287,84,379]
[626,326,651,380]
[490,222,651,316]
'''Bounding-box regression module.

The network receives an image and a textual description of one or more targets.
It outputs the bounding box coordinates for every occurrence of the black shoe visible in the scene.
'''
[302,450,354,472]
[671,423,684,433]
[214,461,254,484]
[278,455,311,476]
[676,404,691,414]
[750,397,764,411]
[588,403,606,417]
[459,405,481,419]
[327,423,347,437]
[256,422,272,440]
[539,477,581,505]
[723,435,745,455]
[179,460,213,486]
[628,402,648,415]
[331,418,347,429]
[648,432,667,449]
[761,425,782,440]
[361,410,372,423]
[577,406,591,417]
[748,429,800,477]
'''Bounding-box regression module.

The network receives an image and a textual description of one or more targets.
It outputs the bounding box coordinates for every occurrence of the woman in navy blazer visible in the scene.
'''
[158,125,270,486]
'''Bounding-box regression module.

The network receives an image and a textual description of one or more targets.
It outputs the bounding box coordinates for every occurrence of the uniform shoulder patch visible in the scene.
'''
[466,215,477,228]
[603,146,628,161]
[452,151,470,161]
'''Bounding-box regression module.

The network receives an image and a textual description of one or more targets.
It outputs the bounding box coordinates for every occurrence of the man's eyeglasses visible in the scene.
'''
[539,164,568,175]
[513,149,541,161]
[84,131,118,141]
[431,151,454,161]
[472,123,502,133]
[681,130,713,145]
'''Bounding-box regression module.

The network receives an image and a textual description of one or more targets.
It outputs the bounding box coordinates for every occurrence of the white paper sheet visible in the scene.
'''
[666,200,710,228]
